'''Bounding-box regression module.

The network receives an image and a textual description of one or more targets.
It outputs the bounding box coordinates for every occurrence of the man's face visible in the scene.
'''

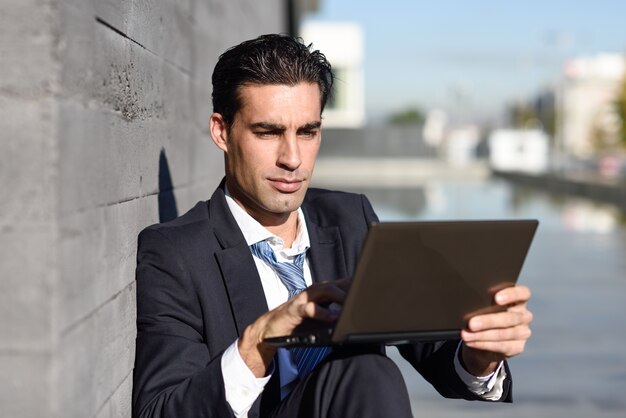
[211,82,322,224]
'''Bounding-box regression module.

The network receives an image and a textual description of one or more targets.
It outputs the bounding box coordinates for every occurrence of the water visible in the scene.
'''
[347,178,626,417]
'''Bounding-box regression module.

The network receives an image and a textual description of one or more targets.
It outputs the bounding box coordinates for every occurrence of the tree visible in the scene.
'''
[508,102,537,129]
[388,107,425,125]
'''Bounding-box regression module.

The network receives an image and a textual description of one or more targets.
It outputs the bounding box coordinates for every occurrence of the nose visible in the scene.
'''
[277,135,301,171]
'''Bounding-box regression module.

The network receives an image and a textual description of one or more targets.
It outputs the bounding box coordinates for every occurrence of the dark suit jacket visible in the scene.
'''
[132,183,512,418]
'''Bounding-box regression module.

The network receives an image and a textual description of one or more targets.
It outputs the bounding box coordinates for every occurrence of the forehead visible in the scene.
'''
[235,83,321,123]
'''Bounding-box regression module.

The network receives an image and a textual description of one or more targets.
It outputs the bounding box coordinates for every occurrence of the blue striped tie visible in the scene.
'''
[250,240,332,378]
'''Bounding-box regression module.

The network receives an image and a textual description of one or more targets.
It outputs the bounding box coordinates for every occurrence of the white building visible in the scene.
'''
[300,21,366,128]
[489,129,550,174]
[557,53,625,157]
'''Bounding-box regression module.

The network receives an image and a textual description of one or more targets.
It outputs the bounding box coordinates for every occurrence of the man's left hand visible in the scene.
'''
[460,285,533,376]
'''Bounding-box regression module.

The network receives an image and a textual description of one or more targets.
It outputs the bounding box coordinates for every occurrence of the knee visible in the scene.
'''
[303,353,412,417]
[311,352,406,395]
[339,353,405,386]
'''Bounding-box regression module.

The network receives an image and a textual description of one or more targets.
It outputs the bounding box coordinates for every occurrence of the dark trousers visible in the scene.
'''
[267,350,413,418]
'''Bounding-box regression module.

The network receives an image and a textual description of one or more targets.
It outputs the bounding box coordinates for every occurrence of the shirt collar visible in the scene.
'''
[224,187,310,255]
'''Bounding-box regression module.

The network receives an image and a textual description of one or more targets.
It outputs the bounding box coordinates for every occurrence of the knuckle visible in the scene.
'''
[302,301,314,317]
[513,311,525,325]
[524,327,532,339]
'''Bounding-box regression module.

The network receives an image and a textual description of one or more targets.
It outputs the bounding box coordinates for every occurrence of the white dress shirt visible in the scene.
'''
[220,192,505,417]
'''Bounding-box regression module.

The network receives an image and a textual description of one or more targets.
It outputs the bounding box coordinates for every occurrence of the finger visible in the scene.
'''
[299,301,339,322]
[494,285,531,306]
[462,324,532,343]
[468,309,532,332]
[303,283,348,305]
[463,339,528,358]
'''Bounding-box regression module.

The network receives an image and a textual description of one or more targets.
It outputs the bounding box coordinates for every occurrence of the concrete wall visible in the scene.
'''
[0,1,285,417]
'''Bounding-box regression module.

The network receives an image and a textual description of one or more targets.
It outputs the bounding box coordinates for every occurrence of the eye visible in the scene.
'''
[299,130,318,139]
[255,131,279,138]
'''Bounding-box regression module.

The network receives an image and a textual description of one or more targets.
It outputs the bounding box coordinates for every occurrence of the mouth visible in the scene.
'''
[268,178,305,193]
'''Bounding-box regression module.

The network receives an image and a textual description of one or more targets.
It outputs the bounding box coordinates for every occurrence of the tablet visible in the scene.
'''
[264,219,538,347]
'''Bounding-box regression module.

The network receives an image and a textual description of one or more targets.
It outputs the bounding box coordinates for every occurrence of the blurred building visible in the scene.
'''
[445,126,481,167]
[533,89,557,138]
[300,21,366,128]
[556,53,626,157]
[489,129,550,174]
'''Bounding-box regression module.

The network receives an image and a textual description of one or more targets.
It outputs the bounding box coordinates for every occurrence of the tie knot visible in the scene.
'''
[250,240,307,296]
[250,240,306,268]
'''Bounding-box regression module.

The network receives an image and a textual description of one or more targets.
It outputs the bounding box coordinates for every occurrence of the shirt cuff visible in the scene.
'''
[453,341,506,401]
[221,339,272,417]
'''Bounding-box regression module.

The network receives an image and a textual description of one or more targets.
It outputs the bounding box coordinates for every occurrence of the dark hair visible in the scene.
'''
[211,34,334,126]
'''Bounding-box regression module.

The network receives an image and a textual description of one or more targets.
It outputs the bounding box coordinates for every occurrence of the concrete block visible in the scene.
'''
[92,0,132,33]
[0,352,52,418]
[57,195,156,332]
[189,62,214,130]
[57,22,212,212]
[56,283,136,418]
[57,101,162,213]
[0,0,58,98]
[0,226,55,351]
[87,22,168,121]
[207,0,285,50]
[94,373,133,418]
[0,96,57,226]
[0,95,57,352]
[187,129,223,189]
[93,0,194,73]
[168,178,218,217]
[58,6,170,120]
[56,99,211,214]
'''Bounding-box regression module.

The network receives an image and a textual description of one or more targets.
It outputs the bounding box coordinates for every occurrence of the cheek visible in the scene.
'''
[302,142,320,166]
[230,145,267,179]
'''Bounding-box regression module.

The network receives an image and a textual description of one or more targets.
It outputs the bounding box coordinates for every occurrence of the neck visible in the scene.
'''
[226,186,300,248]
[265,212,299,248]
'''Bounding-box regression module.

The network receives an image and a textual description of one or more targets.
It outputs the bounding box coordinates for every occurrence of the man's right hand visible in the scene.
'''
[237,278,350,378]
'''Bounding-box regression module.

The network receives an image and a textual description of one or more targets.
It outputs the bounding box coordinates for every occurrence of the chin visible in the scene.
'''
[269,193,305,214]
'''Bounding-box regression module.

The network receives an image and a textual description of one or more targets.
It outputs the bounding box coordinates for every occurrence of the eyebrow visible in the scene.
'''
[249,121,322,131]
[299,121,322,131]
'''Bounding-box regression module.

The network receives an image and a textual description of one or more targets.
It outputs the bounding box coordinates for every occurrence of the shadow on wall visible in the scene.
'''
[158,149,178,223]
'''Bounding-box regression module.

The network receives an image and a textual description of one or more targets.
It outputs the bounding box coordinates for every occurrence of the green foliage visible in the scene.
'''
[388,108,425,125]
[618,75,626,145]
[509,103,537,128]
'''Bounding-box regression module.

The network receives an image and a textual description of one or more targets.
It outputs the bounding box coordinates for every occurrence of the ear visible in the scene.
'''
[209,113,229,152]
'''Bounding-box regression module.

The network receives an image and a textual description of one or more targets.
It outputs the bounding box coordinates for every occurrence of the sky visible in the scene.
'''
[303,0,626,124]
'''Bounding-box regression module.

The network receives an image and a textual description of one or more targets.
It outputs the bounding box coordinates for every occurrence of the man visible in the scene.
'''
[132,34,533,418]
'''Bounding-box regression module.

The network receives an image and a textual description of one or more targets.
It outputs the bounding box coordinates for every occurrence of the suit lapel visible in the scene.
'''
[304,211,348,283]
[209,186,269,335]
[214,245,268,335]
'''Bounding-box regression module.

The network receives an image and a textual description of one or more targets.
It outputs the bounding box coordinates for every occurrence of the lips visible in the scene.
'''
[268,178,304,193]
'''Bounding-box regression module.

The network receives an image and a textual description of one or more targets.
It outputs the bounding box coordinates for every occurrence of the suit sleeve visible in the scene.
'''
[397,341,512,402]
[132,228,235,418]
[360,193,379,226]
